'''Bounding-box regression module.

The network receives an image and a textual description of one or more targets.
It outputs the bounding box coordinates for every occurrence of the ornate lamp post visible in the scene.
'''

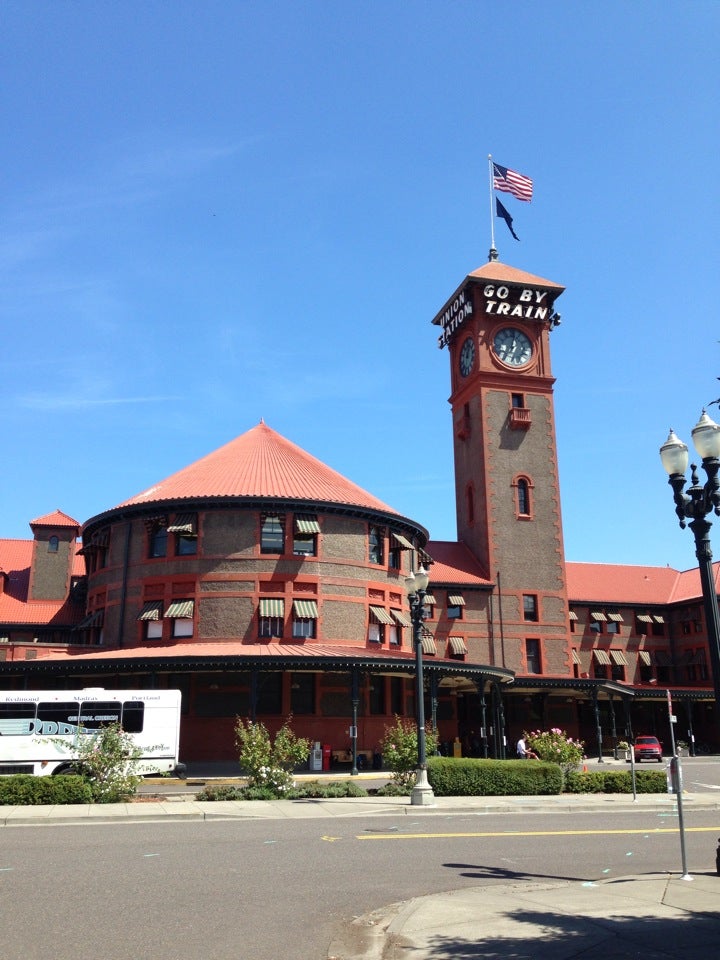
[660,410,720,728]
[405,567,435,806]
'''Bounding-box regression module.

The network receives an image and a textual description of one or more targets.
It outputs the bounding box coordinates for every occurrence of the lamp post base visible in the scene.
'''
[410,767,435,806]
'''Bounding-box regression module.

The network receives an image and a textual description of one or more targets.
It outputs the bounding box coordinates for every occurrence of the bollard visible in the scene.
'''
[716,838,720,877]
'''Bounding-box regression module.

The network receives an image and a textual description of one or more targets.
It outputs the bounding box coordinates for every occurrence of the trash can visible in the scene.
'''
[453,737,462,758]
[322,744,332,771]
[309,741,323,772]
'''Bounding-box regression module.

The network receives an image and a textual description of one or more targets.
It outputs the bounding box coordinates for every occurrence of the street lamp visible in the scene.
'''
[405,566,435,806]
[660,410,720,729]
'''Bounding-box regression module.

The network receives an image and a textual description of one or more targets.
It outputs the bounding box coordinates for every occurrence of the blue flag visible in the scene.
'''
[496,197,519,241]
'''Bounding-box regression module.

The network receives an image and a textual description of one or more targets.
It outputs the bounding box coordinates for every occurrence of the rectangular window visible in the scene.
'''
[149,524,168,558]
[388,546,402,569]
[0,703,36,735]
[525,638,541,674]
[368,622,385,644]
[523,594,539,622]
[369,526,384,565]
[292,599,317,638]
[259,598,285,639]
[369,678,386,715]
[165,599,195,639]
[447,594,465,620]
[293,515,319,556]
[146,620,163,640]
[168,514,198,556]
[290,673,315,715]
[78,701,122,730]
[261,515,285,554]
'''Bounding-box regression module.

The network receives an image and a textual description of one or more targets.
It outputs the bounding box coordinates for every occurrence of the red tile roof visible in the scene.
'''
[565,560,720,607]
[29,641,473,667]
[113,422,402,517]
[0,539,85,626]
[425,541,492,586]
[467,260,564,291]
[29,510,80,529]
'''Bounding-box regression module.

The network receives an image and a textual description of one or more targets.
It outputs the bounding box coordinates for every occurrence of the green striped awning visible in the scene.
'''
[592,649,611,665]
[165,599,195,619]
[167,513,196,534]
[572,648,581,664]
[260,598,285,617]
[591,611,607,622]
[295,515,320,534]
[638,650,651,665]
[610,650,628,666]
[569,611,578,621]
[636,614,653,623]
[447,595,465,607]
[391,609,412,627]
[391,532,414,550]
[138,601,163,622]
[369,606,394,625]
[293,599,318,618]
[448,636,467,655]
[420,631,437,655]
[423,594,437,606]
[607,612,624,622]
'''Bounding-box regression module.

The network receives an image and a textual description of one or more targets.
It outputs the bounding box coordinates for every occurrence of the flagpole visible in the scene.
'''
[488,154,498,261]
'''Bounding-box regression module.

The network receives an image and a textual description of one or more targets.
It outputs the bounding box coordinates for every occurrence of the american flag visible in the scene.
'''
[493,162,533,202]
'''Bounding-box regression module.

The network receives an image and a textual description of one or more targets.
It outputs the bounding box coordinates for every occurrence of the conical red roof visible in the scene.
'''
[115,422,400,515]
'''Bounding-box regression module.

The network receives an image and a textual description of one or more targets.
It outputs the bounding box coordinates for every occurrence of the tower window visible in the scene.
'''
[513,476,534,518]
[369,526,384,565]
[466,484,475,524]
[149,523,168,558]
[525,638,542,674]
[523,594,539,622]
[261,515,285,554]
[48,536,59,553]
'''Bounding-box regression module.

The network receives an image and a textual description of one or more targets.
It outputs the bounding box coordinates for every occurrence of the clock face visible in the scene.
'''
[493,327,533,367]
[459,337,475,376]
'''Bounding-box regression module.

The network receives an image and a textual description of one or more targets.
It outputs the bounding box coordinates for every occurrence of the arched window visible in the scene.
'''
[512,475,534,518]
[48,536,59,553]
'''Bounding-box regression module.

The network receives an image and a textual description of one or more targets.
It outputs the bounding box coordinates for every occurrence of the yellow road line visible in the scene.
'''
[357,825,720,841]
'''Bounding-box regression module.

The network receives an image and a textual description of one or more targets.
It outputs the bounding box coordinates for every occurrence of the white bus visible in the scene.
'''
[0,688,185,778]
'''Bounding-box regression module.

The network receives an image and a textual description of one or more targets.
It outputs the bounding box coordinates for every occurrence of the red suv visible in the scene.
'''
[633,735,663,763]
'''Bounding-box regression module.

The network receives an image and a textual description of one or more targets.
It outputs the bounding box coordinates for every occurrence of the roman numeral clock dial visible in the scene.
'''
[492,327,533,367]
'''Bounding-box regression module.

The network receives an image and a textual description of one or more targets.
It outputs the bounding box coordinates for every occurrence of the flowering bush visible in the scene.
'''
[72,722,143,802]
[524,728,584,774]
[380,717,439,790]
[235,718,310,796]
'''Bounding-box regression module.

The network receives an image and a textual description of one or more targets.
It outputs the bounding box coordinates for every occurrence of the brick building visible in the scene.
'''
[1,258,718,762]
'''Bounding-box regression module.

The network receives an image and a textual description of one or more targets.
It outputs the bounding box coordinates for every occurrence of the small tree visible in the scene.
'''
[72,723,144,802]
[235,717,310,796]
[380,717,439,790]
[524,727,584,776]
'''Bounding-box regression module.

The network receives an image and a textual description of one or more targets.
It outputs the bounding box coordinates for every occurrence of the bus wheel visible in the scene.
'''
[54,764,84,777]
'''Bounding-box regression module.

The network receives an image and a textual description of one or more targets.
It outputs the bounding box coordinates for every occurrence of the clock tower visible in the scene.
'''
[432,259,570,678]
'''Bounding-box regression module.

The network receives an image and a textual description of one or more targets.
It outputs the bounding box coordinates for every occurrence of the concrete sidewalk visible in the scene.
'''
[2,788,720,825]
[2,790,719,959]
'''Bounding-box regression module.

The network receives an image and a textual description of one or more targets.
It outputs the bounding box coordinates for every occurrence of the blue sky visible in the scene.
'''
[2,2,719,571]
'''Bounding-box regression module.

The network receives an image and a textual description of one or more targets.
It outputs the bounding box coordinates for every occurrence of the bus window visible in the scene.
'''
[79,701,122,730]
[0,703,36,735]
[122,701,145,733]
[37,702,80,736]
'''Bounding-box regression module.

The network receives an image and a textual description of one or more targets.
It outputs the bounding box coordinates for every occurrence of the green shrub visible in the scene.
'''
[380,717,439,790]
[427,757,563,796]
[235,717,311,796]
[565,770,666,794]
[196,779,369,801]
[0,775,93,805]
